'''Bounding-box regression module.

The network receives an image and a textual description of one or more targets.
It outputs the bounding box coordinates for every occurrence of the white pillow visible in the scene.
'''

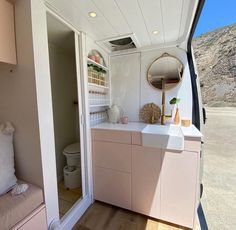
[0,122,17,195]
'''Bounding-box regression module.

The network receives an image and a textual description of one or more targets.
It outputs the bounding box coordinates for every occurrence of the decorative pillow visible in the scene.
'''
[0,122,17,195]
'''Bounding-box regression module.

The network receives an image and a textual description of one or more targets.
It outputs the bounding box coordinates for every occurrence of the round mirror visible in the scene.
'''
[147,53,183,91]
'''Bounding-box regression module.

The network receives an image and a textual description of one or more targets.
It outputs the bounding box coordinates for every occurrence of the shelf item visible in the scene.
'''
[90,110,108,126]
[87,58,108,71]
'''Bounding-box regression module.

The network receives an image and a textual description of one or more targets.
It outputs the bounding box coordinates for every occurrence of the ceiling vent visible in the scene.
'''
[97,34,140,52]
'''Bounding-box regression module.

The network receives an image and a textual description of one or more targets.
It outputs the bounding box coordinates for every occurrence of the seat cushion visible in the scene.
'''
[0,181,44,230]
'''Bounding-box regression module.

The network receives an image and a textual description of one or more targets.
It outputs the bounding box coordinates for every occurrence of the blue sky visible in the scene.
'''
[194,0,236,37]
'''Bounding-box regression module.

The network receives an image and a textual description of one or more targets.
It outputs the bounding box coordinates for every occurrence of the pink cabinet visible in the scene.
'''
[132,146,161,218]
[160,150,199,228]
[92,128,201,229]
[12,205,47,230]
[92,135,132,209]
[0,0,17,64]
[93,167,131,209]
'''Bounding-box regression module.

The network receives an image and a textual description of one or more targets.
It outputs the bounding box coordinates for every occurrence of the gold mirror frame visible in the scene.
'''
[147,53,184,91]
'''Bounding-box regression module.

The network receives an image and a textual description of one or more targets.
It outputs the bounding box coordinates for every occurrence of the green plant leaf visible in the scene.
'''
[169,97,180,105]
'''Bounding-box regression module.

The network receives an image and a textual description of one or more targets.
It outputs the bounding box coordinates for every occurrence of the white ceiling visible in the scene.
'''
[45,0,199,50]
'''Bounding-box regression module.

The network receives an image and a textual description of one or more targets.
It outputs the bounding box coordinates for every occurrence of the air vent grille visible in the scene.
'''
[97,34,139,52]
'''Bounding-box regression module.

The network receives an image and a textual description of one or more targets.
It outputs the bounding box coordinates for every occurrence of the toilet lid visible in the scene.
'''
[64,143,80,154]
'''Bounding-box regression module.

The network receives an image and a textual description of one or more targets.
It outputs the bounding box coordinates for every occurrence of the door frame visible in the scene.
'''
[31,0,93,229]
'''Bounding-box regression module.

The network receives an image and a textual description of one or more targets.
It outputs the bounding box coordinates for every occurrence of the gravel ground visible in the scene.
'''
[201,107,236,230]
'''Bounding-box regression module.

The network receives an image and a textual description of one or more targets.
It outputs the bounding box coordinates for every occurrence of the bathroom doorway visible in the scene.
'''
[46,12,90,223]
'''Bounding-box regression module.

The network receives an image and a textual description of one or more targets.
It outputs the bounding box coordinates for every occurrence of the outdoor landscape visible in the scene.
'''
[193,23,236,106]
[193,23,236,230]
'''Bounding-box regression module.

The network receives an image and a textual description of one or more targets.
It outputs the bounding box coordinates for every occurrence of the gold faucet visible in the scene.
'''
[161,80,172,125]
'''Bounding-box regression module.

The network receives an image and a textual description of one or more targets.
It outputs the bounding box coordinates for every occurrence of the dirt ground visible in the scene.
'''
[201,107,236,230]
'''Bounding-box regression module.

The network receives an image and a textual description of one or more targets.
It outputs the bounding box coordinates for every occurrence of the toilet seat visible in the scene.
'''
[63,142,80,154]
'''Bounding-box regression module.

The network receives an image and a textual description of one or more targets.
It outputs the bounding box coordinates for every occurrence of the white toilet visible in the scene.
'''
[63,142,81,189]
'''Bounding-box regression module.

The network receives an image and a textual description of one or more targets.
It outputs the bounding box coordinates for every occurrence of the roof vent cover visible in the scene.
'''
[97,34,140,52]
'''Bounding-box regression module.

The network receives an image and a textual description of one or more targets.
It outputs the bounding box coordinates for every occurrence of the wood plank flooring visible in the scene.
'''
[73,201,200,230]
[58,181,82,218]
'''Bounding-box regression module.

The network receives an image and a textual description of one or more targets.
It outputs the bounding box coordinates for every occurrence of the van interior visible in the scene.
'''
[0,0,206,229]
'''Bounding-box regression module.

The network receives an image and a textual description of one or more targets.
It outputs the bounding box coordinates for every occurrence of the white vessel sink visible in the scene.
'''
[142,124,184,151]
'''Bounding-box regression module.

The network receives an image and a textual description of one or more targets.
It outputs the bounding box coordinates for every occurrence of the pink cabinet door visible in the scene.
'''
[0,0,17,64]
[160,150,199,228]
[93,166,131,209]
[93,141,131,173]
[131,146,162,218]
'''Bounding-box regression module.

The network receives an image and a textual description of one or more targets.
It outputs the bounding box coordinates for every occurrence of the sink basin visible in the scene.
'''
[141,125,184,151]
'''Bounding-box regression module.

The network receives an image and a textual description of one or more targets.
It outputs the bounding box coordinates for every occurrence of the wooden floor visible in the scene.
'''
[58,181,82,218]
[73,202,200,230]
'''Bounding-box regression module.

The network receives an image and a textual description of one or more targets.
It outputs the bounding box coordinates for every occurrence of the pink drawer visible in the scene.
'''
[12,205,47,230]
[92,129,131,144]
[184,137,201,152]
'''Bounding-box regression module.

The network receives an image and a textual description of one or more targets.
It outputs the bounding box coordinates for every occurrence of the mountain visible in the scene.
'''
[192,23,236,106]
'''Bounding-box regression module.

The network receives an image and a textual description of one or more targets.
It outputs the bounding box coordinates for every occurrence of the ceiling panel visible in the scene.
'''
[178,0,198,43]
[137,0,164,45]
[46,0,103,39]
[71,0,118,38]
[45,0,199,50]
[114,0,151,46]
[91,0,131,35]
[161,0,183,43]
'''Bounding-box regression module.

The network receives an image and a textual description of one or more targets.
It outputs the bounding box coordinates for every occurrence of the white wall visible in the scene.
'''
[0,0,43,187]
[48,43,78,181]
[110,47,193,122]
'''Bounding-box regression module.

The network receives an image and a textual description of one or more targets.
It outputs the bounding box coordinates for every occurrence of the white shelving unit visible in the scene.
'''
[88,83,109,89]
[87,58,109,71]
[87,54,110,126]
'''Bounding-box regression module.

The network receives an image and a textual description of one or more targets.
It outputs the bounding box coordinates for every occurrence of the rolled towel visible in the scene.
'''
[11,183,29,196]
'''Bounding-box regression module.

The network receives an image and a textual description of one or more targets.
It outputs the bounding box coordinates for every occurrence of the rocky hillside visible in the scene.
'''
[193,23,236,106]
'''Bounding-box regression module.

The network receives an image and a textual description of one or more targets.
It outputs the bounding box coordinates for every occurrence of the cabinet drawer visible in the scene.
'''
[184,138,201,152]
[12,205,47,230]
[92,129,131,144]
[93,167,131,209]
[93,141,131,173]
[131,132,142,145]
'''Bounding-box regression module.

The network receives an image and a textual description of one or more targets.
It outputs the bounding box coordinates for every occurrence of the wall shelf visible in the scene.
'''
[87,51,110,126]
[87,58,109,71]
[88,83,109,89]
[90,104,110,108]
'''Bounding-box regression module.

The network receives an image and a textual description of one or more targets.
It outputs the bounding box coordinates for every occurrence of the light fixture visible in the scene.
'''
[89,12,97,18]
[152,30,159,35]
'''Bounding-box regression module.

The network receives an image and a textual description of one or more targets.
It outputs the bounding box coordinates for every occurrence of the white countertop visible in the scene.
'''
[181,125,203,138]
[91,122,203,139]
[91,122,146,132]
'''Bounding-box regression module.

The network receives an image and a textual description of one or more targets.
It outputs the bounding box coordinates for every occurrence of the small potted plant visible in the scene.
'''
[170,97,180,124]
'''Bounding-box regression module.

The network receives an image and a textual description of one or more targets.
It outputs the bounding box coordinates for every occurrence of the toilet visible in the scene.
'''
[63,142,81,189]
